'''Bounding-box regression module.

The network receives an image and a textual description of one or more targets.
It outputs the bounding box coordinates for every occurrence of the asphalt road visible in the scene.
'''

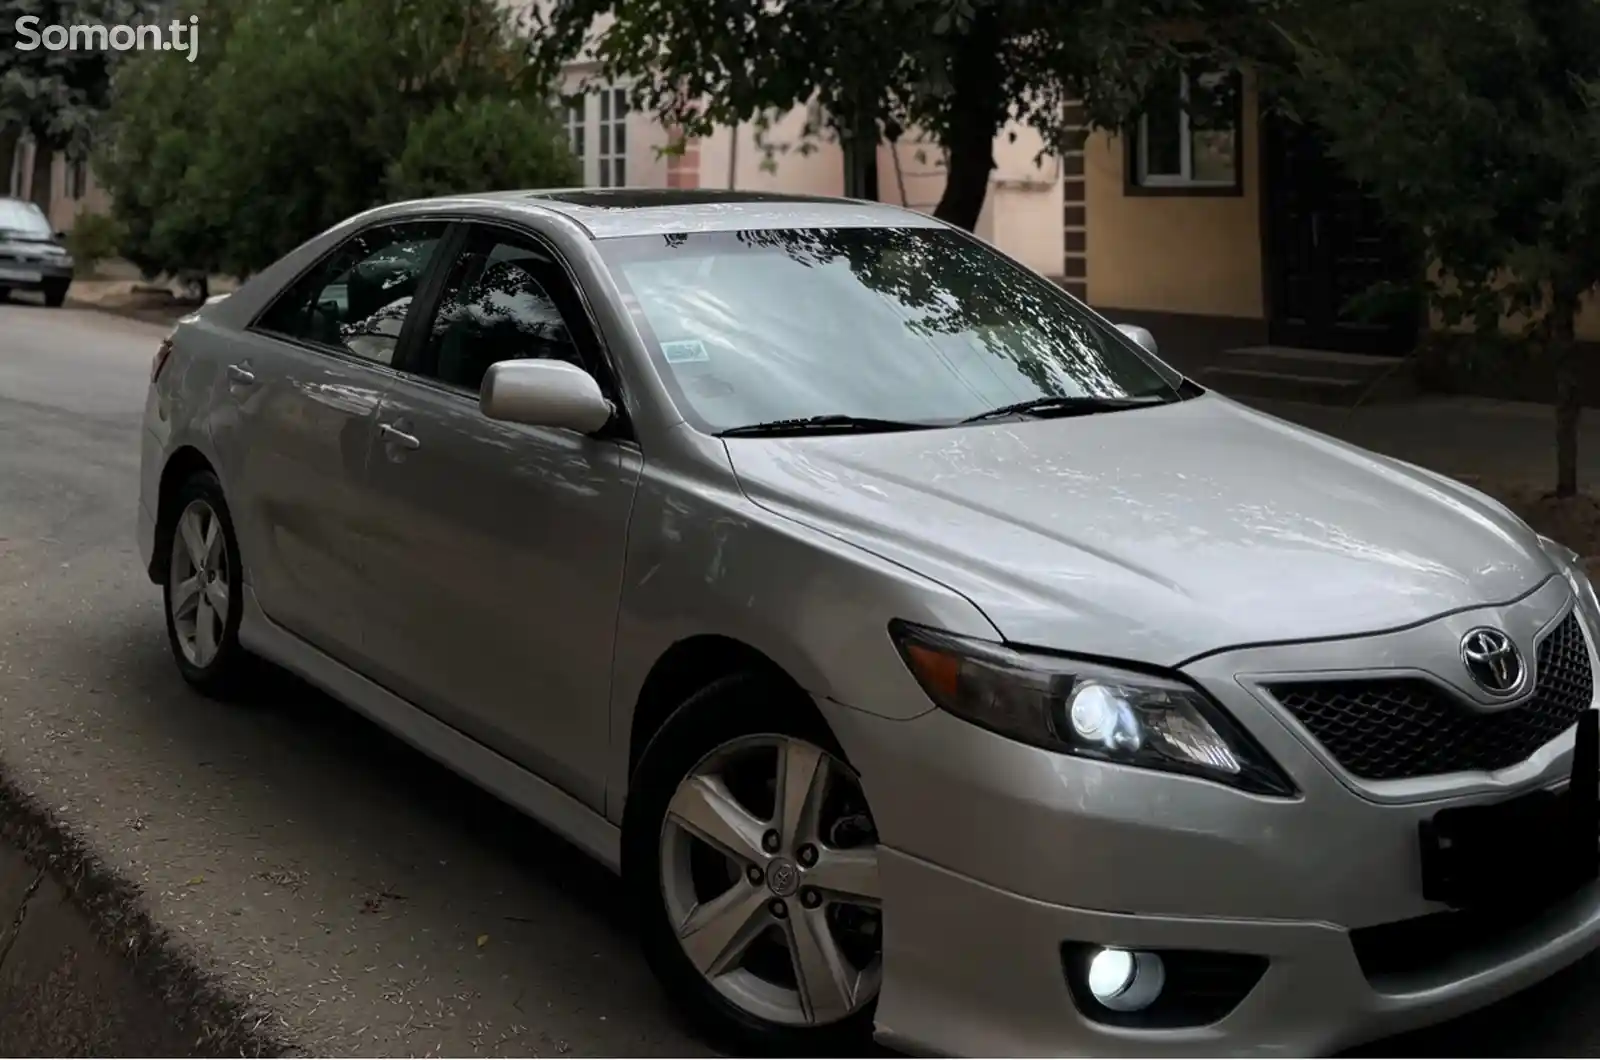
[2,299,1600,1056]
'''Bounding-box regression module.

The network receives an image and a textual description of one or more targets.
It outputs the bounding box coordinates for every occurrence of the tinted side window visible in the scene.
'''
[257,221,449,365]
[418,228,587,393]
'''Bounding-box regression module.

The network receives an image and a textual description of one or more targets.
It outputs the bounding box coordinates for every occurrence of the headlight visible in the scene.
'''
[1539,535,1600,626]
[889,621,1296,796]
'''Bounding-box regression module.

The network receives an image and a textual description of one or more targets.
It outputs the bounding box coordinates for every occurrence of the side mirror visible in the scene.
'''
[480,359,614,434]
[1115,323,1159,356]
[54,230,67,241]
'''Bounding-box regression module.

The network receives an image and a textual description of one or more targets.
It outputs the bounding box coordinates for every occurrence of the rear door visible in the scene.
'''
[212,219,454,659]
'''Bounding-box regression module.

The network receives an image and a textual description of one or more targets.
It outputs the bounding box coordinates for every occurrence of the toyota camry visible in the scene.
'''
[137,189,1600,1056]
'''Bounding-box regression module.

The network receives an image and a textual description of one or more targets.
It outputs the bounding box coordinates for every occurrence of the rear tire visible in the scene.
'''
[160,471,252,698]
[625,673,882,1056]
[42,281,68,308]
[0,287,10,302]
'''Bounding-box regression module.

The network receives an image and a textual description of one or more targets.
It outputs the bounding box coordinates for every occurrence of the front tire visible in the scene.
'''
[625,673,883,1056]
[42,281,68,308]
[160,471,250,697]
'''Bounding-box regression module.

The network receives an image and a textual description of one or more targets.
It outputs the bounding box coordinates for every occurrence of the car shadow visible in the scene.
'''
[226,654,631,926]
[1345,945,1600,1057]
[224,650,1600,1058]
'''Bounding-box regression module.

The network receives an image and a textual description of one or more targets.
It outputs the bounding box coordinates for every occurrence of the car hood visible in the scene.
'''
[0,237,67,258]
[723,394,1551,665]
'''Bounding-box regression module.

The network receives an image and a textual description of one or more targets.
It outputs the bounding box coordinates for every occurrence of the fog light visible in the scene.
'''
[1086,947,1165,1012]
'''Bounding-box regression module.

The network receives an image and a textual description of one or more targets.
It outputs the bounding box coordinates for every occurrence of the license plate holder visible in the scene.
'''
[1420,710,1600,909]
[0,267,42,283]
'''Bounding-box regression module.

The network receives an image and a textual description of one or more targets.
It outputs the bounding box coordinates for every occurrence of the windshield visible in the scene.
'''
[0,199,52,240]
[596,226,1182,434]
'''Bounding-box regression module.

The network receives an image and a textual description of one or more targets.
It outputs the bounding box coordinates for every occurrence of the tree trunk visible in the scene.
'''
[28,141,53,218]
[934,107,995,231]
[1552,295,1582,498]
[932,14,1005,232]
[0,125,19,196]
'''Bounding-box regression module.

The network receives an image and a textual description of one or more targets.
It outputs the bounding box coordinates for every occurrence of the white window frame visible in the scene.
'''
[594,85,630,188]
[563,97,585,166]
[1134,69,1238,189]
[564,83,632,188]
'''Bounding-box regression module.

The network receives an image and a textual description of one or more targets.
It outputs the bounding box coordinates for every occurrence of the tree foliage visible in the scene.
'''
[386,97,580,201]
[0,0,135,207]
[1255,0,1600,496]
[96,0,578,279]
[527,0,1265,231]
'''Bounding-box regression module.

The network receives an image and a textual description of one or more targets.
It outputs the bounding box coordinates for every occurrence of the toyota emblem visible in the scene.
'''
[1460,627,1526,696]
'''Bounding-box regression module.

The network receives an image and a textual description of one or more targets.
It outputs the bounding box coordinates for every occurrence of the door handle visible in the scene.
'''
[227,363,255,386]
[379,422,421,450]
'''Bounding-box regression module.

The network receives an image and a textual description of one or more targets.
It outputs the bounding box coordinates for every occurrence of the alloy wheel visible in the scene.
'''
[169,498,231,668]
[658,734,883,1027]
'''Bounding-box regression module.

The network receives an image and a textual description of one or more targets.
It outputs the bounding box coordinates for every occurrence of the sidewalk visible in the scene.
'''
[1250,394,1597,488]
[62,273,239,328]
[1245,393,1600,564]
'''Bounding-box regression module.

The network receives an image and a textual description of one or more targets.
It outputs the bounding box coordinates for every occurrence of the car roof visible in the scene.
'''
[400,188,949,239]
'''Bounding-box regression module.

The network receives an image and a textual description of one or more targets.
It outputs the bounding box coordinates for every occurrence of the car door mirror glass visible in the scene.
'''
[1115,323,1159,356]
[480,360,613,434]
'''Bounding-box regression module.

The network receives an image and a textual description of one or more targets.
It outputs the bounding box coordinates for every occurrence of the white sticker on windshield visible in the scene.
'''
[661,339,710,364]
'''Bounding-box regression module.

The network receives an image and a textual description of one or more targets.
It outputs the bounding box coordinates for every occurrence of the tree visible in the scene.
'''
[93,0,236,282]
[0,0,129,212]
[526,0,1261,232]
[96,0,579,280]
[1257,0,1600,497]
[385,98,579,200]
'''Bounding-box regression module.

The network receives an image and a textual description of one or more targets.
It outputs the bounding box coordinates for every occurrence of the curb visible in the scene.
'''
[0,766,290,1056]
[63,297,196,329]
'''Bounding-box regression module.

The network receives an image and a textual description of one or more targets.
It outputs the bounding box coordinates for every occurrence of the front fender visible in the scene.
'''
[606,467,999,820]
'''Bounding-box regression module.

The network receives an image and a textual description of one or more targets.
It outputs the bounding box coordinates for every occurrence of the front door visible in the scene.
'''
[354,222,641,811]
[1262,114,1419,355]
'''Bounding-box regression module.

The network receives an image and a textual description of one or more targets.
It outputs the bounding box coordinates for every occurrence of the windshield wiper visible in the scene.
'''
[960,394,1170,424]
[717,414,934,438]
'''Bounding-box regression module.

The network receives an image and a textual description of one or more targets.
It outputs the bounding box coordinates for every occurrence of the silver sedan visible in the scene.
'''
[137,189,1600,1056]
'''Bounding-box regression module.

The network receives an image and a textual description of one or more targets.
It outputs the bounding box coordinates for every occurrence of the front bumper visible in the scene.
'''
[865,847,1600,1057]
[0,260,72,290]
[821,576,1600,1055]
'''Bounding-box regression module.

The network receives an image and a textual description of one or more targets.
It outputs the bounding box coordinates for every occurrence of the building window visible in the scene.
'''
[564,97,585,163]
[67,159,88,200]
[597,86,629,187]
[1129,67,1241,195]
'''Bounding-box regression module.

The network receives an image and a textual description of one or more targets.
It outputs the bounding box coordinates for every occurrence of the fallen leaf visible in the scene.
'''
[477,934,489,948]
[186,876,204,885]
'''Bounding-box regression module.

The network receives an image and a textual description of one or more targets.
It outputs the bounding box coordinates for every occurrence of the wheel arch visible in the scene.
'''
[150,445,219,582]
[626,634,816,787]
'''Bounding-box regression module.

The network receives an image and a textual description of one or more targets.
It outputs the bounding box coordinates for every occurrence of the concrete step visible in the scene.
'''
[1201,366,1373,406]
[1219,345,1409,383]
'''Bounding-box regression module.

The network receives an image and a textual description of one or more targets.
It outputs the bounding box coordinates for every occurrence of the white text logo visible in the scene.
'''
[12,15,200,63]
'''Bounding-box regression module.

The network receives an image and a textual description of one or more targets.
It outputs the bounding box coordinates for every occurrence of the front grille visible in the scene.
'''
[1268,610,1593,781]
